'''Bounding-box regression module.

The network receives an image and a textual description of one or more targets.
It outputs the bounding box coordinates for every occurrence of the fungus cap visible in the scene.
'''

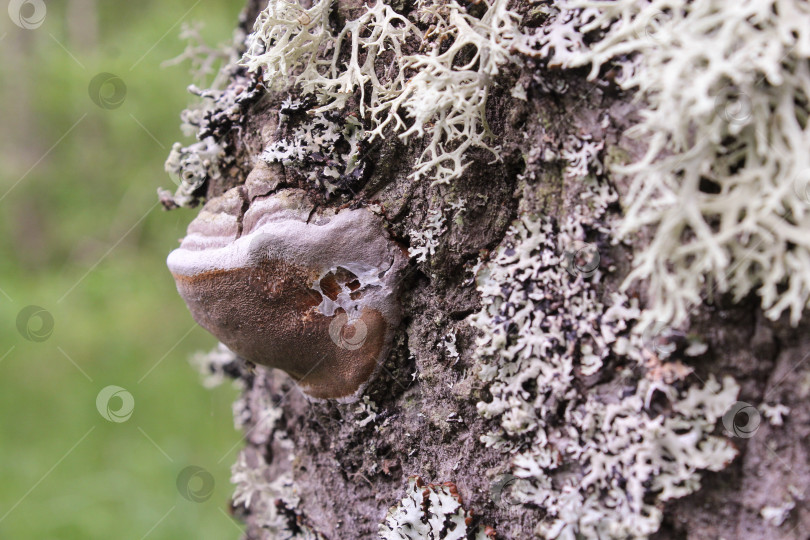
[167,188,406,400]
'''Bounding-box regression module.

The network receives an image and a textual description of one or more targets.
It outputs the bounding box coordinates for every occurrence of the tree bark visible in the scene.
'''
[164,1,810,538]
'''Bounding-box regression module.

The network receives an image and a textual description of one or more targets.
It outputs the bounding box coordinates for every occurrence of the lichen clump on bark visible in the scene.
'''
[528,0,810,327]
[470,186,739,536]
[380,477,494,540]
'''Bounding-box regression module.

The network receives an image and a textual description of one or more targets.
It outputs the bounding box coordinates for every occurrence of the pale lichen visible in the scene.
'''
[408,209,446,263]
[164,137,228,208]
[355,395,378,427]
[471,179,740,538]
[760,402,790,426]
[162,26,259,208]
[562,133,604,181]
[530,0,810,327]
[761,497,795,528]
[260,99,366,196]
[379,477,493,540]
[242,0,520,185]
[188,342,241,389]
[408,195,467,263]
[443,331,460,364]
[231,448,324,539]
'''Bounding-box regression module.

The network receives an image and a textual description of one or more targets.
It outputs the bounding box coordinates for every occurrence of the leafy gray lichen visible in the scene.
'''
[260,99,367,196]
[408,208,446,264]
[471,179,739,538]
[162,27,259,208]
[379,477,493,540]
[232,447,325,539]
[408,195,466,265]
[164,137,227,208]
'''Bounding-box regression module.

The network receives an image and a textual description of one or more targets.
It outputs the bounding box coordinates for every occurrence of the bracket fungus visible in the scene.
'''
[167,187,406,400]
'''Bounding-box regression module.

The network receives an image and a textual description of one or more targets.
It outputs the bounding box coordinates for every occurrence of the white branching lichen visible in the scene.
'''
[355,395,379,427]
[760,402,790,426]
[562,133,604,181]
[379,477,493,540]
[761,498,795,528]
[409,209,446,263]
[242,0,520,185]
[408,195,467,263]
[241,0,336,92]
[369,0,519,184]
[471,180,740,538]
[531,0,810,327]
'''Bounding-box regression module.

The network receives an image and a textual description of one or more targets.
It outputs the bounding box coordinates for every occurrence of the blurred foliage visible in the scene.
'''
[0,1,247,538]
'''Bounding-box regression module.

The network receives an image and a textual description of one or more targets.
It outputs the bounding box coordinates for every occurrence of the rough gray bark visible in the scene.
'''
[164,1,810,538]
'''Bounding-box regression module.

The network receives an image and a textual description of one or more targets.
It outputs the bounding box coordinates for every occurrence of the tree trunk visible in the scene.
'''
[162,1,810,538]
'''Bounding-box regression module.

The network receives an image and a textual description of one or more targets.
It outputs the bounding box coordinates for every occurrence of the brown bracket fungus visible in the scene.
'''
[167,188,407,400]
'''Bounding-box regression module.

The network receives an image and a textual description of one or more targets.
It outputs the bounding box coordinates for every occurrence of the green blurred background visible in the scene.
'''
[0,1,248,538]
